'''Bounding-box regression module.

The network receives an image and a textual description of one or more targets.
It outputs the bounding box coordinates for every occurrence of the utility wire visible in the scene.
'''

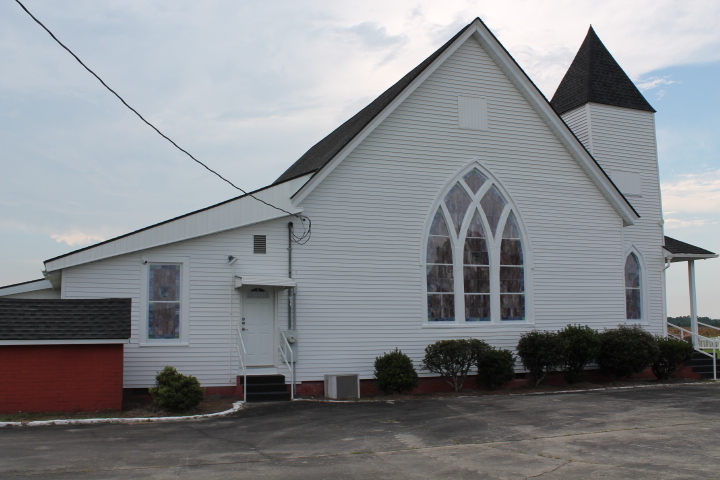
[15,0,311,243]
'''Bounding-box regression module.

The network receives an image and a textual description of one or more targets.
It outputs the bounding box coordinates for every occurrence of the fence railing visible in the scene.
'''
[667,322,717,380]
[236,324,247,402]
[278,327,295,400]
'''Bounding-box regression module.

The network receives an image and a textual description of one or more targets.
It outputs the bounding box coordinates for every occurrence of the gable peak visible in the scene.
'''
[550,26,655,115]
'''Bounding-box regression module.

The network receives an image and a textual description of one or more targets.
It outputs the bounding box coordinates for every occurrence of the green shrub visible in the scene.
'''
[652,336,694,380]
[558,325,601,384]
[597,325,659,379]
[516,330,563,386]
[149,366,205,412]
[374,349,420,394]
[476,348,516,389]
[422,339,489,392]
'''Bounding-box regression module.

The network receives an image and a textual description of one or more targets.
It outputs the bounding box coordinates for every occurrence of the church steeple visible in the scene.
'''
[551,27,655,115]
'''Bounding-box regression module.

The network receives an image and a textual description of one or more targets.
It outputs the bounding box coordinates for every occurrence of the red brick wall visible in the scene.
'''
[0,344,124,414]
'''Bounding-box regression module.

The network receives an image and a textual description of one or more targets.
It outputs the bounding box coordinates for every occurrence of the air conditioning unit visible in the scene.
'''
[324,374,360,399]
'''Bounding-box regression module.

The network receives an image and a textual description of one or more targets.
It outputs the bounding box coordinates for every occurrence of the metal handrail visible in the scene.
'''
[236,324,247,402]
[278,328,295,400]
[698,321,720,336]
[667,322,717,380]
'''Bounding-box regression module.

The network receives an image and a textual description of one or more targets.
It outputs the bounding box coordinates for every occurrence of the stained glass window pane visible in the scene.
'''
[480,186,506,237]
[429,209,449,236]
[500,239,523,265]
[428,293,455,321]
[427,265,454,293]
[464,266,490,293]
[625,254,640,288]
[465,294,491,321]
[444,183,472,234]
[148,303,180,339]
[427,236,453,264]
[502,212,520,239]
[501,294,525,321]
[464,238,489,265]
[149,264,180,301]
[499,267,524,293]
[463,169,487,194]
[466,210,485,238]
[626,289,641,320]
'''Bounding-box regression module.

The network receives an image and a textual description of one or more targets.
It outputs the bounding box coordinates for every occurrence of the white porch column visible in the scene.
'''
[688,260,698,346]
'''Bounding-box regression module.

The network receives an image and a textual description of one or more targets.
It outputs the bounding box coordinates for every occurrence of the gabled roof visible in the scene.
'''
[274,23,473,184]
[287,18,639,225]
[664,236,718,261]
[551,27,655,115]
[0,298,131,341]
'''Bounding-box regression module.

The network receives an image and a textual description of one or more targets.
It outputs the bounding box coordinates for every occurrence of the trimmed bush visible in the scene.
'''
[422,339,489,392]
[149,366,204,412]
[476,348,516,389]
[597,325,659,379]
[652,336,694,380]
[374,349,420,394]
[516,330,563,386]
[558,325,601,384]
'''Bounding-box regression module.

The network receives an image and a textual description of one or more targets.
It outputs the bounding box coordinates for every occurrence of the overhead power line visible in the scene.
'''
[14,0,311,244]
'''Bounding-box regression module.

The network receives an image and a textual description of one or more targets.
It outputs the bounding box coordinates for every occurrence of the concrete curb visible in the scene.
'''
[0,401,244,428]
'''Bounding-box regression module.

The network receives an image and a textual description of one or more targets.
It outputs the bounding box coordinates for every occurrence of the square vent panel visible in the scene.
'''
[253,235,267,254]
[324,374,360,399]
[458,96,488,131]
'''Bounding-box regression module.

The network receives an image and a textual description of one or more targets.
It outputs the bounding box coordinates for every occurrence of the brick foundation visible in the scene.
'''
[294,366,698,397]
[0,344,124,414]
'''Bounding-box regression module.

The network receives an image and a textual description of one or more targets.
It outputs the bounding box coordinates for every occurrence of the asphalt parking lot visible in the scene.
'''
[1,383,719,479]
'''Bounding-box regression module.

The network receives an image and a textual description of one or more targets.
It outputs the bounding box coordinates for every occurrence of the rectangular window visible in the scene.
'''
[148,264,181,339]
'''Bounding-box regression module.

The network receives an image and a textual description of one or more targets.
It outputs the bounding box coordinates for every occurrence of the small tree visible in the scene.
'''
[374,349,420,394]
[422,339,488,392]
[597,325,659,379]
[558,325,601,384]
[149,366,205,412]
[652,336,694,380]
[476,348,516,389]
[516,330,563,386]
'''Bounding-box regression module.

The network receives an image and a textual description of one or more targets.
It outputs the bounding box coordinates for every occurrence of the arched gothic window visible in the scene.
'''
[624,253,641,320]
[426,167,527,323]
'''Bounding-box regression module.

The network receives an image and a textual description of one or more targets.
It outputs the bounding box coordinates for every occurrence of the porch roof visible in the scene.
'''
[663,236,718,263]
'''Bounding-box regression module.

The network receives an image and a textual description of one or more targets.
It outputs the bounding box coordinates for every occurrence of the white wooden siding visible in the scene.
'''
[46,174,310,272]
[290,37,628,381]
[62,218,293,387]
[584,104,665,334]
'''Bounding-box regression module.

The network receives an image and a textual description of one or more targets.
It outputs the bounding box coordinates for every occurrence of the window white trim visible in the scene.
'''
[139,256,190,346]
[421,159,534,326]
[623,246,648,325]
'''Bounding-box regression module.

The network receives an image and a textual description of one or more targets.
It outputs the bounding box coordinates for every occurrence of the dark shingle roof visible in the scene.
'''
[274,21,474,184]
[551,27,655,115]
[0,298,131,341]
[664,236,717,256]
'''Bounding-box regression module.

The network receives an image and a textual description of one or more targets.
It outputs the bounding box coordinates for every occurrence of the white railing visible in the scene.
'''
[667,322,717,380]
[278,327,295,400]
[236,324,247,402]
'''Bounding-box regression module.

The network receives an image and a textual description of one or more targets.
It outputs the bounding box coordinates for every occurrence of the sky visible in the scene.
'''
[1,0,718,318]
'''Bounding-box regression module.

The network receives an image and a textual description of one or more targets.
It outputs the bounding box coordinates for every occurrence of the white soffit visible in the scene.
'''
[0,279,54,296]
[44,174,312,272]
[234,276,297,288]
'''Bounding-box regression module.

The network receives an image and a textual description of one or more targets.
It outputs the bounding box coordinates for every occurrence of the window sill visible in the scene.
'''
[138,342,190,347]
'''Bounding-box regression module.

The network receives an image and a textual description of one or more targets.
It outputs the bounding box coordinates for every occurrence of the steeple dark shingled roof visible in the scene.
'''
[551,27,655,115]
[274,21,474,184]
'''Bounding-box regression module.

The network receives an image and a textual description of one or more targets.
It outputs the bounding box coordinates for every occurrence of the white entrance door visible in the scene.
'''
[242,286,275,366]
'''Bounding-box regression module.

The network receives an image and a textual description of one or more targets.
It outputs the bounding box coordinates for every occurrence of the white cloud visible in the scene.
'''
[662,170,720,214]
[50,231,106,247]
[664,218,713,230]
